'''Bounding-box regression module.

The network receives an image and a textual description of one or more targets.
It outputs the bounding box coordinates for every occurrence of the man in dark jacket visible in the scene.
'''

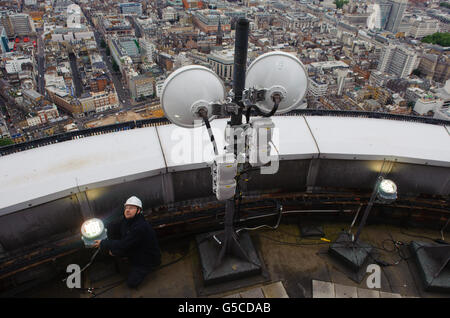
[93,196,161,289]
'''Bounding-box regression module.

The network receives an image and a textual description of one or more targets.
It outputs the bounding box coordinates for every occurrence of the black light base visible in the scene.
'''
[328,232,373,273]
[410,241,450,292]
[196,230,262,286]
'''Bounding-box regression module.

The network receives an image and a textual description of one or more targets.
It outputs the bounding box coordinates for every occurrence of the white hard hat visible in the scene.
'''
[124,196,143,209]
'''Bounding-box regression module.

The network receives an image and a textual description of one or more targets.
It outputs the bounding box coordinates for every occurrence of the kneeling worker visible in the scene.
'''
[93,196,161,289]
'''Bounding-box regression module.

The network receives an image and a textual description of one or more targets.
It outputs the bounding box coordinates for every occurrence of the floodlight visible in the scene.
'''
[377,179,397,203]
[245,51,309,114]
[161,65,226,128]
[81,218,107,247]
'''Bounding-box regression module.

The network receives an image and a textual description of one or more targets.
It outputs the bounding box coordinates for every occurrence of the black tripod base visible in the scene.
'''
[196,230,262,286]
[410,241,450,292]
[328,232,373,273]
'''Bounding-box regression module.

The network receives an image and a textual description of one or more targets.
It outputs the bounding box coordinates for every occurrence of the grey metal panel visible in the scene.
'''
[84,175,165,222]
[246,160,310,193]
[314,159,450,196]
[315,159,392,192]
[388,162,450,196]
[306,158,321,192]
[75,191,94,219]
[0,196,82,251]
[171,168,214,202]
[0,186,79,218]
[162,173,175,204]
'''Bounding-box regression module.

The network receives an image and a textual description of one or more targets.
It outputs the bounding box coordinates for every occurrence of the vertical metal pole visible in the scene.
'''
[231,18,249,126]
[353,176,382,243]
[215,18,252,268]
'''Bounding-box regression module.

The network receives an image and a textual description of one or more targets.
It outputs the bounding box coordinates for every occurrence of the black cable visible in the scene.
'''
[90,242,201,297]
[236,201,282,234]
[90,280,125,298]
[201,114,218,156]
[245,101,280,123]
[62,247,100,284]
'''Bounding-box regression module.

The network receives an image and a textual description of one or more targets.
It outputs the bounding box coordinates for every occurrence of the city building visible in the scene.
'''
[108,37,141,71]
[405,87,427,102]
[162,7,178,21]
[434,80,450,120]
[157,52,174,72]
[0,11,13,38]
[101,16,134,36]
[378,44,418,78]
[413,95,443,115]
[119,2,143,16]
[79,90,119,113]
[418,54,450,84]
[182,0,203,10]
[128,73,154,101]
[25,105,59,127]
[385,0,408,34]
[22,89,43,106]
[308,78,328,98]
[24,0,38,6]
[408,17,440,39]
[139,38,156,63]
[4,56,33,74]
[167,0,183,7]
[280,12,320,30]
[8,13,36,36]
[207,50,234,82]
[192,10,231,34]
[0,26,9,53]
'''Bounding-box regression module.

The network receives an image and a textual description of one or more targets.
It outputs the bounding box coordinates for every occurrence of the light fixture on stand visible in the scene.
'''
[329,174,398,281]
[160,18,309,285]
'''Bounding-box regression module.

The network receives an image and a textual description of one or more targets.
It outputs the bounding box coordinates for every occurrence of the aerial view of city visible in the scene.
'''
[0,0,448,145]
[0,0,449,303]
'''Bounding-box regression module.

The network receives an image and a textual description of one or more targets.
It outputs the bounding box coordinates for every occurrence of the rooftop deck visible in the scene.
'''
[15,222,450,298]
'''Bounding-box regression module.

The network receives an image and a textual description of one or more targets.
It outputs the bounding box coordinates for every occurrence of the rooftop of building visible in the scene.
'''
[14,222,450,298]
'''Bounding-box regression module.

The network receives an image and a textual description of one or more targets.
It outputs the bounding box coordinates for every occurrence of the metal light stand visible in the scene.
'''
[196,19,263,286]
[214,18,254,268]
[328,176,383,277]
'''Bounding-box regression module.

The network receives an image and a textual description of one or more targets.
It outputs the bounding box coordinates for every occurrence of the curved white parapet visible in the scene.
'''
[0,116,449,216]
[0,127,166,216]
[305,116,450,166]
[156,116,320,172]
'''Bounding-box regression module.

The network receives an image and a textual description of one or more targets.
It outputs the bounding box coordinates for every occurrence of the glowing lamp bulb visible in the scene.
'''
[377,179,397,203]
[81,218,107,247]
[379,179,397,194]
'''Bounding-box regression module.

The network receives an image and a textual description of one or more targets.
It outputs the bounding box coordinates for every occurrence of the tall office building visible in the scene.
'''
[378,44,418,79]
[0,26,9,53]
[379,0,393,30]
[385,0,408,34]
[0,11,14,37]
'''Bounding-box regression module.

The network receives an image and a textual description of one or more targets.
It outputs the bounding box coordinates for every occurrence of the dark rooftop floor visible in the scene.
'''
[16,221,450,298]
